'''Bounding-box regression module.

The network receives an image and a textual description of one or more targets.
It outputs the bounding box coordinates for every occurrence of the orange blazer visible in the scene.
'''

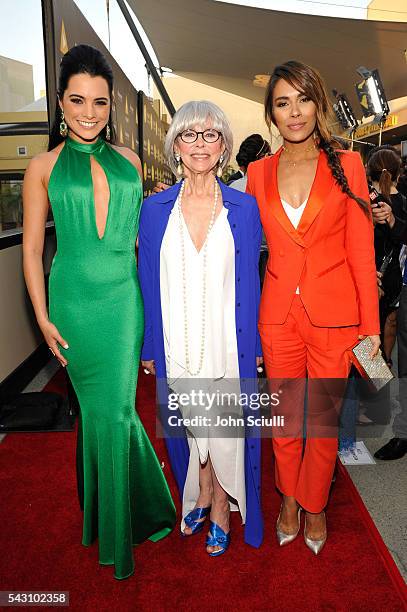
[246,147,380,336]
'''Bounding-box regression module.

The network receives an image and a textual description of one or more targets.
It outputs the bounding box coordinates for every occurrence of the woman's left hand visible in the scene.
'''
[142,359,156,375]
[153,182,170,193]
[358,334,381,358]
[256,356,264,375]
[371,202,395,227]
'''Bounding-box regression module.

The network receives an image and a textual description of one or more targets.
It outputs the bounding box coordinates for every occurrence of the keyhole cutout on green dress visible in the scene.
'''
[90,155,111,240]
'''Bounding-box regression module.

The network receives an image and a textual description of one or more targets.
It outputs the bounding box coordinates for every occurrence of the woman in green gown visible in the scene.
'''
[23,45,175,580]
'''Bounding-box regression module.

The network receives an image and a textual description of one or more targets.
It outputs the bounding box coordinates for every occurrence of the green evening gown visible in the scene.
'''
[47,135,176,580]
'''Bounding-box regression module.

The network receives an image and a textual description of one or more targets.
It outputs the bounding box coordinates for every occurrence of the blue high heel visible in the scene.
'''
[206,521,231,556]
[182,506,211,536]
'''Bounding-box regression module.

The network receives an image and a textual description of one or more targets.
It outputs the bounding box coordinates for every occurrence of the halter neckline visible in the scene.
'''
[65,135,106,154]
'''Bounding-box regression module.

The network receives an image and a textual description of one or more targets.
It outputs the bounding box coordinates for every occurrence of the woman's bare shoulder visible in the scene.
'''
[111,144,140,165]
[27,143,64,172]
[111,144,142,176]
[25,142,65,187]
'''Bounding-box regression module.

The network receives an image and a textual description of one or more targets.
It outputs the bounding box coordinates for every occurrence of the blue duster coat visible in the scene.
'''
[138,178,264,547]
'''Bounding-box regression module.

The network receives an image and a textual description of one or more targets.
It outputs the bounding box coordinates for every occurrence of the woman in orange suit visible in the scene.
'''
[246,61,380,554]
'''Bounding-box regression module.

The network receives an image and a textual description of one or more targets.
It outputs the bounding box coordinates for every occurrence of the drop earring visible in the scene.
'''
[59,109,68,138]
[106,123,111,141]
[217,153,224,178]
[175,153,183,179]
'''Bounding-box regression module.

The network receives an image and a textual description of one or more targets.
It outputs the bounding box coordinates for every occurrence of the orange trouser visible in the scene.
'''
[259,295,358,513]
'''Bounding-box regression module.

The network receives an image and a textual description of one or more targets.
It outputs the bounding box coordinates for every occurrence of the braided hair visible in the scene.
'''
[264,60,369,214]
[319,139,369,212]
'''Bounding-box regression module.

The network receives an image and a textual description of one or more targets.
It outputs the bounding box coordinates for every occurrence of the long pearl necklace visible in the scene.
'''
[178,178,218,376]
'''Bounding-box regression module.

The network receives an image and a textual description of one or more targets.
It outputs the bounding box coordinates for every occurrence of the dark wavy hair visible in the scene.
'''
[236,134,271,170]
[48,44,116,151]
[264,60,369,213]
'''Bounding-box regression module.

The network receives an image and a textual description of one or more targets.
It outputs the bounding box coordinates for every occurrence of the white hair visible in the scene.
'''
[164,100,233,176]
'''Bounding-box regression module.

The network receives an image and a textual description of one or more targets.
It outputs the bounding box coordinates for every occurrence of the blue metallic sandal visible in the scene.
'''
[182,506,211,536]
[206,521,231,556]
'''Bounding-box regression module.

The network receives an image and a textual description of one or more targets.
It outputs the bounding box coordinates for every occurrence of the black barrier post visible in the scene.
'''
[115,0,176,118]
[41,0,57,133]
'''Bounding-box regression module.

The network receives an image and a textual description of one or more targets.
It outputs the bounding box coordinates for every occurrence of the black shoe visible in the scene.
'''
[374,437,407,460]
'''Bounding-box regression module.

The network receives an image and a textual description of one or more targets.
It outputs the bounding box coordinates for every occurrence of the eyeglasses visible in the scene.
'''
[178,129,222,144]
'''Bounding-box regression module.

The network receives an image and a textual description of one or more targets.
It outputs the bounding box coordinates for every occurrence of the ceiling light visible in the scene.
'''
[355,67,389,120]
[332,90,358,131]
[253,74,270,88]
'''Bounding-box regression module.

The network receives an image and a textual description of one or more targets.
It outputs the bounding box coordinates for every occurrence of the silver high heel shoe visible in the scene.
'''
[304,512,327,555]
[276,505,301,546]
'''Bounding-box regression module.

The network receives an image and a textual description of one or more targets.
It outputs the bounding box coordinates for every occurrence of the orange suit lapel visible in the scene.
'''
[297,150,334,237]
[264,148,334,244]
[264,149,305,247]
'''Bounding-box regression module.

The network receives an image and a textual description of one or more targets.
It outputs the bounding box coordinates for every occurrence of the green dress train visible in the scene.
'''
[47,136,175,580]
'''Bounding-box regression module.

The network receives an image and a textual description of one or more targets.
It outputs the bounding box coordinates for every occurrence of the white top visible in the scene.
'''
[160,197,240,385]
[281,198,307,228]
[229,175,248,193]
[281,198,308,294]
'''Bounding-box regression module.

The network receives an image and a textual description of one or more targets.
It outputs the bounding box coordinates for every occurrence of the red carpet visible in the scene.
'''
[0,368,406,611]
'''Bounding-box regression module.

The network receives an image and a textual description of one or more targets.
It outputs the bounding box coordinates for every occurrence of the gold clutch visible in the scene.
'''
[349,337,394,391]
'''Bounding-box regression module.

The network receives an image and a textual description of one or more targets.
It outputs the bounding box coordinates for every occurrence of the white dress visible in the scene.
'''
[160,196,246,530]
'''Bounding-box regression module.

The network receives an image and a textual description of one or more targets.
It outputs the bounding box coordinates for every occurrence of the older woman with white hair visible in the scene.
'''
[138,100,263,555]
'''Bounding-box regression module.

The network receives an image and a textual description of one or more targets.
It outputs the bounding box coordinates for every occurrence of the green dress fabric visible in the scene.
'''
[47,136,175,580]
